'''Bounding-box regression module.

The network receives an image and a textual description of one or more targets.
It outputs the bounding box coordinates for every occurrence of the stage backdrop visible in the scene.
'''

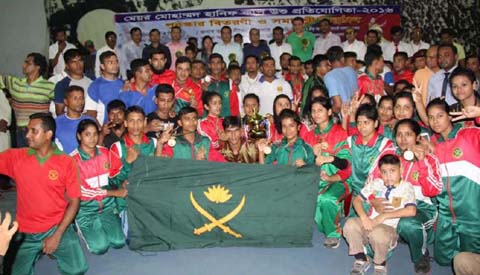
[44,0,480,57]
[126,156,320,251]
[114,5,400,53]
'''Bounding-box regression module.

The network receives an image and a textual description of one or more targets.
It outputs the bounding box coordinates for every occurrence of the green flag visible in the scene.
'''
[126,156,320,251]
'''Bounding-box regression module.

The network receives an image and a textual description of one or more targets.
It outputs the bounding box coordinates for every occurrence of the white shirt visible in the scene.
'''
[342,40,367,61]
[122,40,144,78]
[313,32,341,55]
[383,41,414,62]
[427,66,458,105]
[247,76,293,115]
[95,45,123,79]
[239,73,261,100]
[213,41,243,66]
[49,41,76,75]
[269,42,292,70]
[409,41,430,55]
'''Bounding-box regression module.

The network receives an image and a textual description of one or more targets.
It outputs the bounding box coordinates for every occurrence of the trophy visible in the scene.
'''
[246,108,271,154]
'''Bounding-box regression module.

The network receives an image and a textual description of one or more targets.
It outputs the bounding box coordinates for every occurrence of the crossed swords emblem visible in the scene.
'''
[190,191,246,238]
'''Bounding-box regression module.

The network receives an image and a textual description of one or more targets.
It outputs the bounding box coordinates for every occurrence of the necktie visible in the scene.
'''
[441,72,450,98]
[394,43,399,54]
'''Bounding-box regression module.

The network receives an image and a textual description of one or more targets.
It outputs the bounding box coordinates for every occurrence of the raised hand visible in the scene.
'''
[450,105,480,121]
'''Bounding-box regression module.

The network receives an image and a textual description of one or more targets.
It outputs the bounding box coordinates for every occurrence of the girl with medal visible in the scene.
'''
[301,97,352,249]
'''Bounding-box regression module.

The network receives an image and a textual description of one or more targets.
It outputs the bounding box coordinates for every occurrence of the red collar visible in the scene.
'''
[354,131,379,146]
[124,133,150,147]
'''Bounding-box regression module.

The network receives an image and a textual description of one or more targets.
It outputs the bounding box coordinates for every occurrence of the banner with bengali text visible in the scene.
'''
[115,5,400,58]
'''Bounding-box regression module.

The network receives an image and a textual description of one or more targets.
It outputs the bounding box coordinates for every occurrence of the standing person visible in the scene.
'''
[86,51,123,125]
[358,48,385,100]
[0,80,10,152]
[71,119,127,255]
[284,56,305,113]
[466,55,480,92]
[239,55,261,99]
[97,100,127,149]
[269,26,292,71]
[393,52,414,84]
[166,26,188,70]
[95,31,123,79]
[242,28,271,71]
[247,57,293,115]
[146,84,177,136]
[409,27,430,54]
[368,119,442,274]
[55,86,93,154]
[119,59,156,114]
[54,49,92,116]
[197,35,215,65]
[286,17,316,63]
[149,49,176,85]
[301,97,351,249]
[4,53,54,147]
[383,26,413,62]
[342,27,367,61]
[122,27,144,79]
[0,113,88,275]
[198,92,226,150]
[413,45,440,107]
[440,28,466,65]
[301,54,330,114]
[49,27,76,76]
[313,18,341,55]
[427,44,458,106]
[426,99,480,267]
[171,56,203,116]
[213,26,243,66]
[142,28,171,69]
[449,68,480,127]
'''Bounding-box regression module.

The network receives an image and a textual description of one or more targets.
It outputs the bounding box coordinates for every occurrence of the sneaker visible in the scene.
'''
[350,259,370,275]
[414,252,431,274]
[323,237,340,249]
[373,264,387,275]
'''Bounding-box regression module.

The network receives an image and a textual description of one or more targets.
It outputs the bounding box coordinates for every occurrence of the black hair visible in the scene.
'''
[326,46,344,63]
[26,52,48,77]
[175,56,191,68]
[107,99,126,114]
[227,64,241,75]
[394,118,421,138]
[130,59,150,75]
[366,30,380,42]
[308,96,332,118]
[222,116,241,129]
[272,26,283,33]
[149,28,160,35]
[63,48,81,64]
[185,44,197,54]
[440,28,455,37]
[355,103,378,121]
[289,56,301,64]
[280,52,292,60]
[76,119,98,144]
[209,53,224,63]
[394,91,415,109]
[203,91,222,107]
[105,31,116,40]
[364,48,383,67]
[319,18,331,25]
[278,108,301,126]
[221,26,232,33]
[146,112,161,124]
[312,54,329,69]
[99,51,117,64]
[243,93,260,105]
[303,85,329,117]
[149,48,168,60]
[130,27,141,35]
[155,84,175,97]
[438,43,458,55]
[390,26,403,36]
[178,106,198,119]
[52,26,66,35]
[304,59,313,67]
[261,56,275,65]
[171,25,181,32]
[378,154,401,167]
[393,51,409,61]
[292,17,304,24]
[426,97,450,114]
[449,67,477,88]
[378,95,394,108]
[29,112,56,140]
[64,85,84,99]
[366,44,383,55]
[363,93,376,106]
[245,54,259,64]
[273,94,292,133]
[126,105,146,118]
[344,51,357,60]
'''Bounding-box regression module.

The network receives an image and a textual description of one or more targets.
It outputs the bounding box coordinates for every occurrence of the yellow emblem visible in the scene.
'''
[453,147,463,158]
[190,185,246,238]
[277,86,283,93]
[411,171,419,182]
[48,170,58,181]
[104,162,110,170]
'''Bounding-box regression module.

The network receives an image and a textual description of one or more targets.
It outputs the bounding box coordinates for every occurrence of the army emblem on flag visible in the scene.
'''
[190,185,246,238]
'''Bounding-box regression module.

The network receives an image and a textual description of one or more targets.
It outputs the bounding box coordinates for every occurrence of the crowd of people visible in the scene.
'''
[0,15,479,275]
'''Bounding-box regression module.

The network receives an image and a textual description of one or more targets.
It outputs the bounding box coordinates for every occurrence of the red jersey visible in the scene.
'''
[393,69,414,84]
[171,78,204,116]
[151,69,175,85]
[358,73,385,98]
[0,147,81,233]
[198,114,224,149]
